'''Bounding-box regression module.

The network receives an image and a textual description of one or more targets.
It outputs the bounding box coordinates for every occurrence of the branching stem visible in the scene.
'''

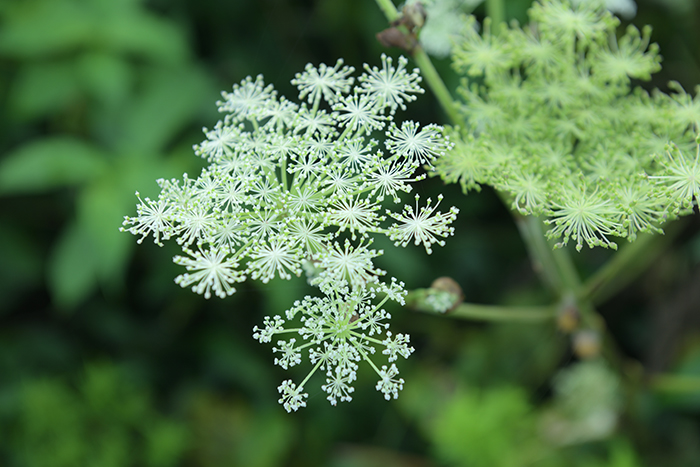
[406,289,556,321]
[580,222,682,305]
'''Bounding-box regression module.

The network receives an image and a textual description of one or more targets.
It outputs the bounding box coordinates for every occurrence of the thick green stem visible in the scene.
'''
[512,212,565,295]
[581,222,682,305]
[412,47,462,126]
[485,0,506,26]
[508,204,581,298]
[374,0,400,22]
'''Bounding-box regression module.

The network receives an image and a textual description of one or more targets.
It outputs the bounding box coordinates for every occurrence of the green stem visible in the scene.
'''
[509,205,582,296]
[551,241,582,292]
[512,212,565,295]
[406,289,556,321]
[298,358,324,389]
[449,303,556,321]
[580,222,682,305]
[373,0,461,125]
[374,0,400,22]
[412,46,462,126]
[650,373,700,393]
[485,0,506,26]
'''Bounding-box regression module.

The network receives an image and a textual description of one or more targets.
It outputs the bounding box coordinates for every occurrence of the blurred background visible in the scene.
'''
[1,0,700,465]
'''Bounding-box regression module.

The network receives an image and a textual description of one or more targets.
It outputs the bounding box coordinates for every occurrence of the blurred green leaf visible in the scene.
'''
[77,169,134,291]
[100,4,190,65]
[17,379,87,467]
[0,0,188,63]
[11,362,189,467]
[77,52,132,108]
[9,60,81,119]
[430,386,543,467]
[118,66,214,154]
[82,363,149,424]
[0,1,93,58]
[0,137,107,195]
[145,419,190,467]
[189,393,294,467]
[47,221,99,311]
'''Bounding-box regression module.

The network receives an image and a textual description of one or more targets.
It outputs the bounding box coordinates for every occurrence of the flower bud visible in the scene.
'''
[573,330,601,359]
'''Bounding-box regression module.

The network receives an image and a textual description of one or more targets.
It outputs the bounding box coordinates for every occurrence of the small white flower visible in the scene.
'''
[368,157,419,202]
[218,74,275,121]
[249,237,303,283]
[387,194,459,253]
[385,121,451,167]
[649,143,700,211]
[321,165,359,195]
[195,122,238,161]
[425,289,458,313]
[277,380,308,413]
[358,54,424,113]
[291,59,355,105]
[173,246,245,299]
[121,192,176,246]
[333,93,386,133]
[322,369,356,406]
[338,138,377,172]
[313,239,386,291]
[175,203,218,247]
[328,197,383,239]
[376,364,405,401]
[294,106,336,136]
[382,332,415,362]
[253,315,285,343]
[273,338,303,369]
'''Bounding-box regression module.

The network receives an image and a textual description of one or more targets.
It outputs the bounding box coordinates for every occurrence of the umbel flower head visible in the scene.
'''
[436,0,700,251]
[122,54,456,298]
[122,54,457,409]
[254,279,413,412]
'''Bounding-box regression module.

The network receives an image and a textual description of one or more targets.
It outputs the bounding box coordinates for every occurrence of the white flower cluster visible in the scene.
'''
[253,280,414,412]
[122,55,458,409]
[122,54,456,298]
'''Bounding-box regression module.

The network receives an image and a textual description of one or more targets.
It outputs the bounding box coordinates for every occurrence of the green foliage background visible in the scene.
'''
[1,0,700,465]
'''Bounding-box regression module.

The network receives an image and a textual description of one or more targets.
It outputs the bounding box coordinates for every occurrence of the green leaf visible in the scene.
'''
[76,165,136,291]
[101,6,190,65]
[430,386,542,467]
[47,221,99,311]
[9,61,81,119]
[77,52,133,108]
[0,0,188,63]
[145,419,190,467]
[0,1,93,58]
[0,137,107,195]
[118,67,214,154]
